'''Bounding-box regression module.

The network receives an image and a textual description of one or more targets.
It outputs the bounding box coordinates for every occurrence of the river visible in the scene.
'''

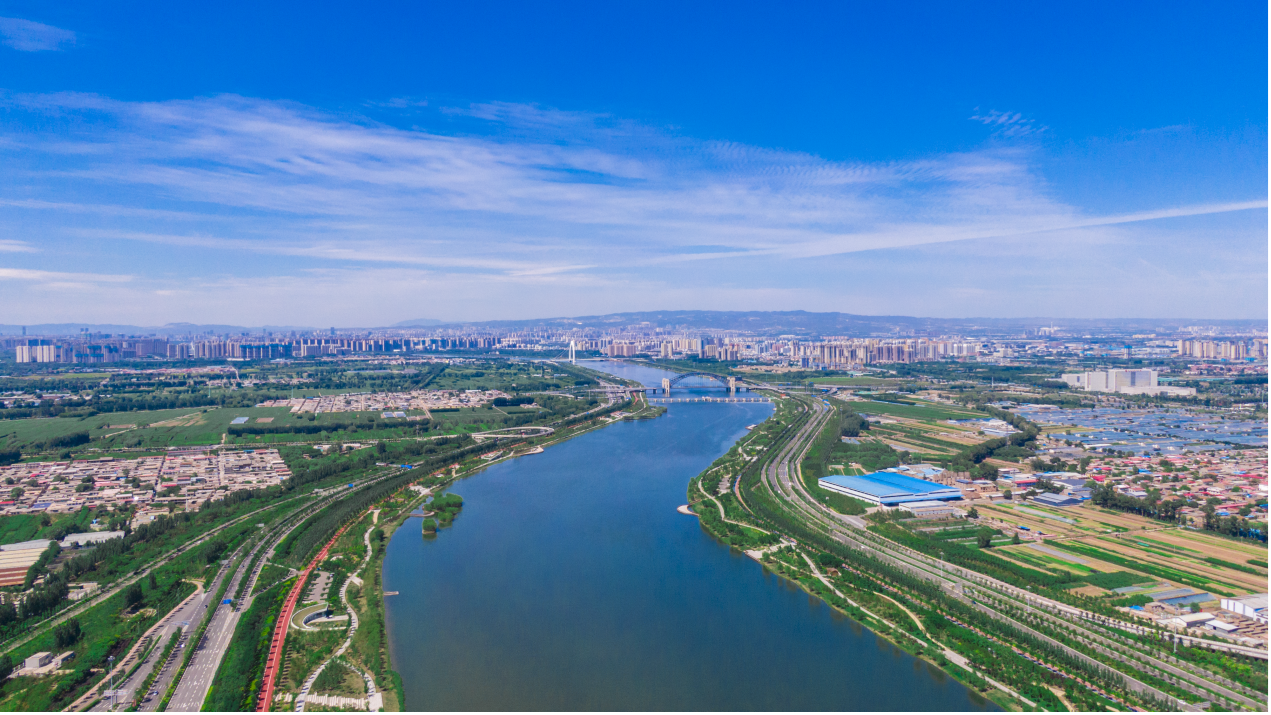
[382,360,994,710]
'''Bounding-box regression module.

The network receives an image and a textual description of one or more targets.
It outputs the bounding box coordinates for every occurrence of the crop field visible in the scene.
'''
[836,396,992,461]
[994,544,1102,575]
[849,398,984,422]
[864,425,965,457]
[1077,534,1265,595]
[0,407,208,449]
[977,499,1267,598]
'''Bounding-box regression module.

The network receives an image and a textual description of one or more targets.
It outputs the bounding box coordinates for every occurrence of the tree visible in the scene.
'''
[1202,503,1218,531]
[9,487,22,500]
[53,618,81,648]
[148,572,159,591]
[125,582,144,609]
[976,529,994,549]
[1012,533,1021,545]
[1002,489,1013,501]
[966,506,979,519]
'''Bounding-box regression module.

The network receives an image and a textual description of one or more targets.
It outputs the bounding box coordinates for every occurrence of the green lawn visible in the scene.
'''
[1,406,443,453]
[0,407,206,450]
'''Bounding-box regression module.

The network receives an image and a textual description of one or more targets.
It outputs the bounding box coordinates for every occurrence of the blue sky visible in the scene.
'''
[0,1,1265,325]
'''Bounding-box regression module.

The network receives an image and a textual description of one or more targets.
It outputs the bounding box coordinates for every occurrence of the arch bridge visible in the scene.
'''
[649,372,757,394]
[667,372,736,388]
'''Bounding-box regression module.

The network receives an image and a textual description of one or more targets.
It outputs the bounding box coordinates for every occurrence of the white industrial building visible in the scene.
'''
[1220,593,1268,623]
[1060,369,1195,396]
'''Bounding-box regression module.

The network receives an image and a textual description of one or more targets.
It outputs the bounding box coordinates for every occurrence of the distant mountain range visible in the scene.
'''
[391,318,447,327]
[2,311,1263,338]
[400,311,1266,336]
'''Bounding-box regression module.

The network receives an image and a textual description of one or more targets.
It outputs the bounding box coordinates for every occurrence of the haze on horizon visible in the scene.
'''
[0,1,1266,326]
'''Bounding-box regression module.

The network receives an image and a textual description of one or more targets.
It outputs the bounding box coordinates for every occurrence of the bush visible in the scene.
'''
[492,396,535,407]
[841,409,869,437]
[1081,571,1154,590]
[42,432,90,450]
[124,582,144,609]
[53,618,81,648]
[313,661,348,692]
[431,493,464,526]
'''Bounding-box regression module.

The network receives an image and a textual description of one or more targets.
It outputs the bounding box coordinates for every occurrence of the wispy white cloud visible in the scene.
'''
[0,267,131,283]
[0,239,37,253]
[0,17,75,51]
[0,93,1263,322]
[970,108,1047,137]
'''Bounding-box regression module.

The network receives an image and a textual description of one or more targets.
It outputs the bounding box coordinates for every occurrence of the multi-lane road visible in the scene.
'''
[133,558,238,712]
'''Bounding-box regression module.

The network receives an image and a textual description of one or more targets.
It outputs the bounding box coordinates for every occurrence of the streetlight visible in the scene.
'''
[107,655,115,710]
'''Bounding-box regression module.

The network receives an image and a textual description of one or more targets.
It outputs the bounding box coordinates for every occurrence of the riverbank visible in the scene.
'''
[337,388,664,709]
[378,360,993,711]
[681,395,1015,710]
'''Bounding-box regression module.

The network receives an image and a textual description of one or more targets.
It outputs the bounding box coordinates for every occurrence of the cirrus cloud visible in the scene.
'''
[0,17,75,51]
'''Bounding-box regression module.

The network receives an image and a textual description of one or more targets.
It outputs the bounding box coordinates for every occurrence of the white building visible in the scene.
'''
[1060,369,1196,396]
[1220,593,1268,623]
[1161,612,1214,629]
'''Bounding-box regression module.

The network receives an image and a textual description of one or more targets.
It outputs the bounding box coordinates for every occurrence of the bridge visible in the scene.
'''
[636,372,757,395]
[649,396,770,404]
[666,372,737,388]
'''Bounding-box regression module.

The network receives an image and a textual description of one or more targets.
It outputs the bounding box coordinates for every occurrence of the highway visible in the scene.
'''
[0,491,318,661]
[72,580,207,712]
[134,557,240,712]
[165,493,326,711]
[161,461,419,711]
[164,557,254,711]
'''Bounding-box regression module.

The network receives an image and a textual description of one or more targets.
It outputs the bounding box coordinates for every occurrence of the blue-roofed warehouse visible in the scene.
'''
[818,471,963,506]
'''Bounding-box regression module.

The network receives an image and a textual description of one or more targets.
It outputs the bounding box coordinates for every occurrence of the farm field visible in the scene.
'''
[835,396,995,462]
[0,407,209,449]
[976,500,1267,599]
[993,543,1111,576]
[849,398,985,421]
[1076,535,1264,595]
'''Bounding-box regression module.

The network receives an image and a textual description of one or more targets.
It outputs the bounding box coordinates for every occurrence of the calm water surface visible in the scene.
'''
[382,360,994,710]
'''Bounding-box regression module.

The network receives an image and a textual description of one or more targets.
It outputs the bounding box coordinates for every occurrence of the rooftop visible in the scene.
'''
[819,471,962,503]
